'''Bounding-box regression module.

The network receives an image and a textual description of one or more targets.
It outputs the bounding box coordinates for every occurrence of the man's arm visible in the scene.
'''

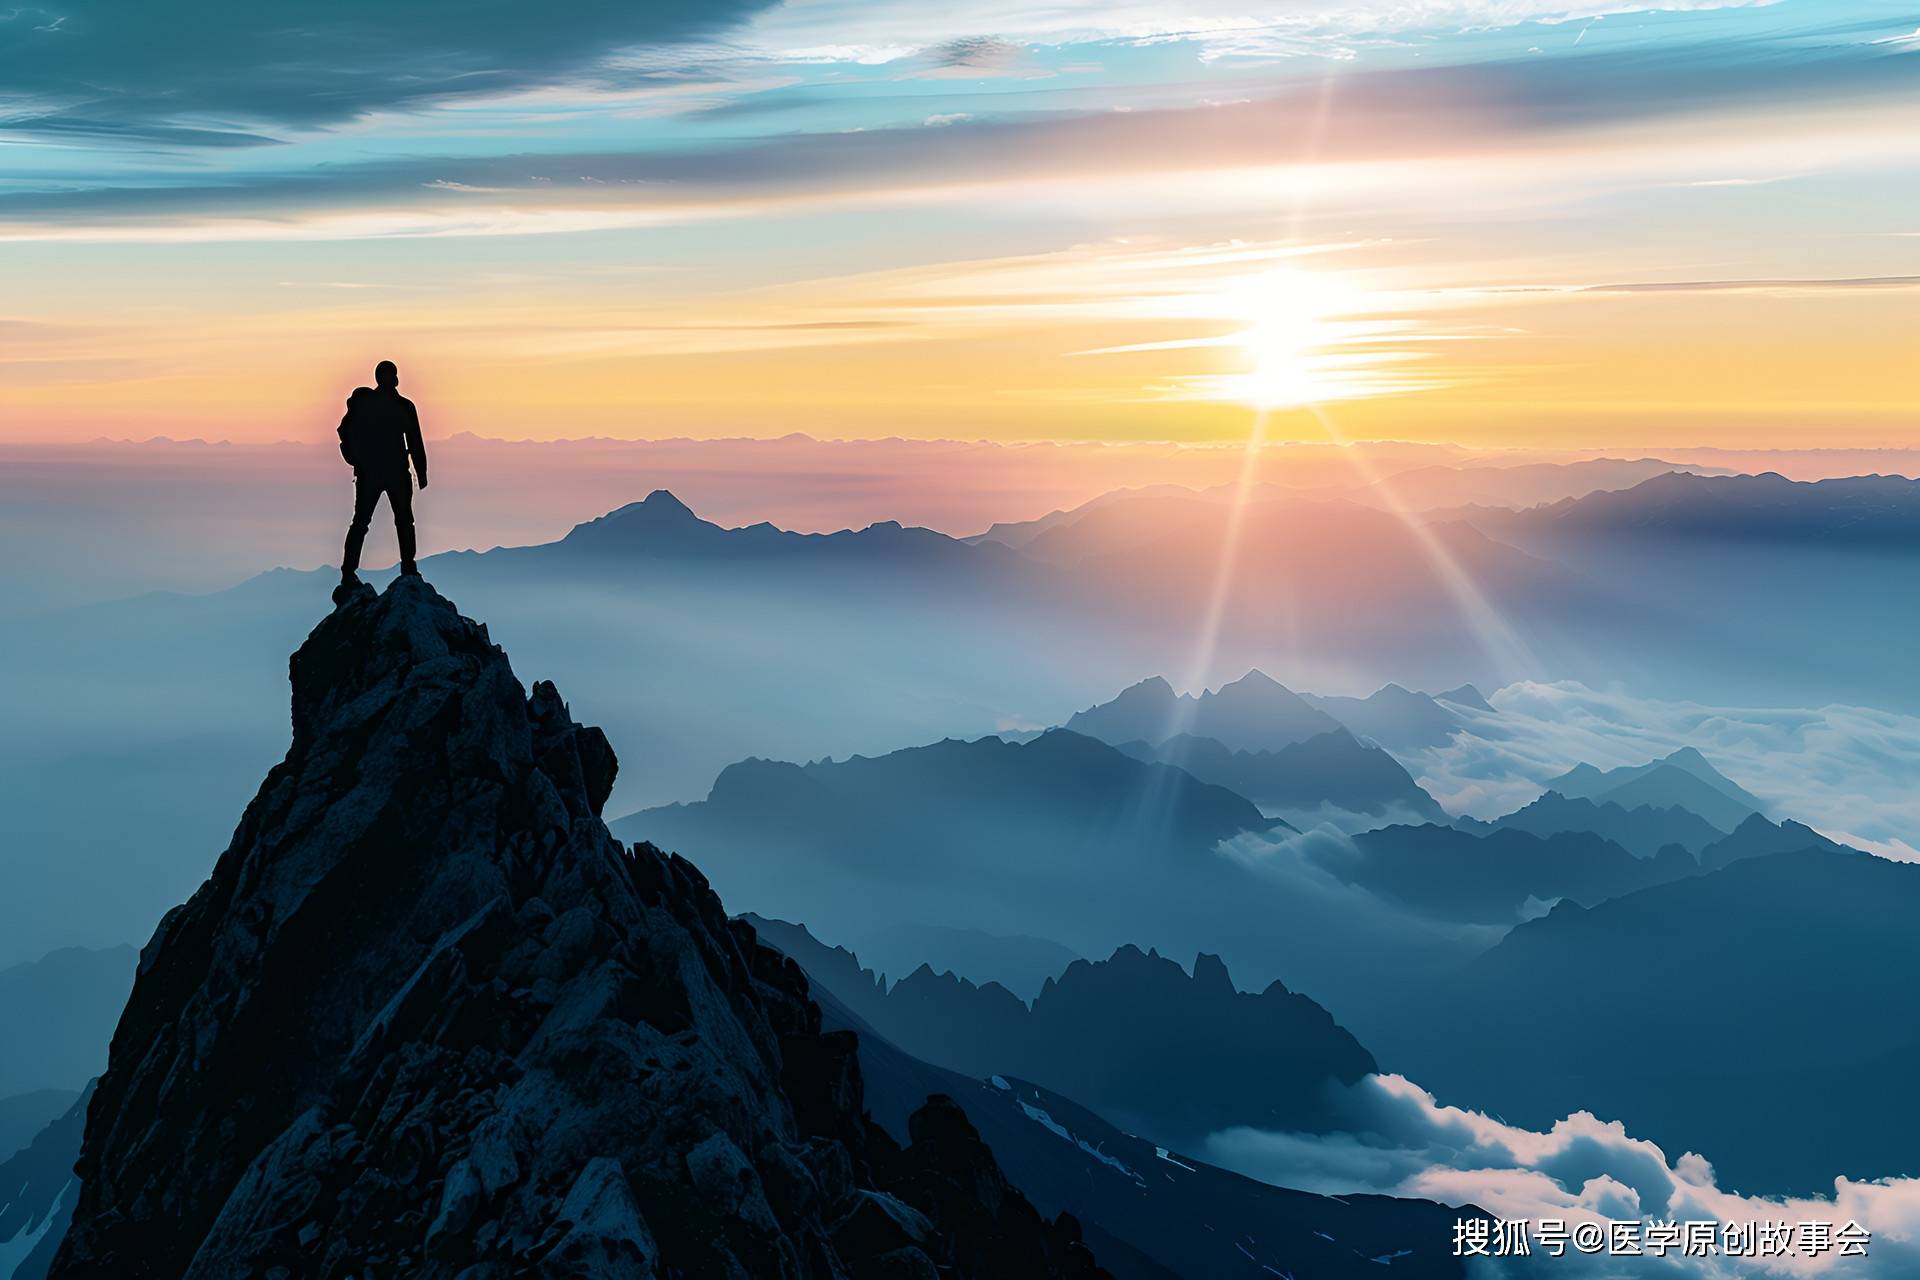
[405,400,428,487]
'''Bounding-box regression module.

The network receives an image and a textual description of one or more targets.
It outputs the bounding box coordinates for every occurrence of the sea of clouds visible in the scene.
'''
[1207,1073,1920,1278]
[1407,682,1920,860]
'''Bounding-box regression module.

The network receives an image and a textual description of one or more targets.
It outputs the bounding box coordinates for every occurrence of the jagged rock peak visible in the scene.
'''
[53,578,1105,1280]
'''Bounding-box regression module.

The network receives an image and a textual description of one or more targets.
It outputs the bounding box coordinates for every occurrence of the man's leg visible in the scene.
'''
[388,477,418,574]
[342,473,381,579]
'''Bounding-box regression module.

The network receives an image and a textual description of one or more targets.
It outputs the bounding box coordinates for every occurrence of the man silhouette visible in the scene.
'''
[337,360,428,585]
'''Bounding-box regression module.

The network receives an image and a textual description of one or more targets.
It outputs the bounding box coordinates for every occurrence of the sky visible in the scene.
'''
[3,1,1918,449]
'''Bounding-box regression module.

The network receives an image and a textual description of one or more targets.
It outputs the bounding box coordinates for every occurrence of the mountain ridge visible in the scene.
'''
[748,918,1377,1145]
[48,578,1105,1279]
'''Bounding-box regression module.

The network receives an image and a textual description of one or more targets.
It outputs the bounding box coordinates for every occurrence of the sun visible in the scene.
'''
[1068,259,1430,410]
[1221,269,1350,409]
[1235,308,1325,409]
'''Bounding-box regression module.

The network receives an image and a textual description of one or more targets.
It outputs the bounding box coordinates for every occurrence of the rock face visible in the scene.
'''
[50,578,1105,1280]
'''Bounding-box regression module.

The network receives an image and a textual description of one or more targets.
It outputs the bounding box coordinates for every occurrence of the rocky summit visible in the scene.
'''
[50,577,1105,1279]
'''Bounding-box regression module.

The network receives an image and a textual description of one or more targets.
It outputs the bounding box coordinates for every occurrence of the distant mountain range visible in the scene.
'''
[1069,669,1481,760]
[0,1090,76,1166]
[1458,790,1726,857]
[1343,457,1725,512]
[1066,671,1344,753]
[1542,747,1764,833]
[0,946,135,1096]
[1318,824,1699,925]
[1115,730,1444,819]
[836,922,1083,1001]
[969,459,1714,551]
[1302,682,1486,751]
[1376,847,1920,1194]
[751,917,1376,1144]
[1699,812,1845,871]
[527,488,1032,580]
[1064,671,1453,815]
[613,729,1282,966]
[1486,471,1920,548]
[10,469,1914,985]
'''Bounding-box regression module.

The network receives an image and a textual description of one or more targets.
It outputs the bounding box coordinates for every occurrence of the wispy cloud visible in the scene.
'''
[731,1,1795,67]
[1584,275,1920,294]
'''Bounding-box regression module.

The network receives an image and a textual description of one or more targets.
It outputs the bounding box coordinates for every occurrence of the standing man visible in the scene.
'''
[337,359,428,586]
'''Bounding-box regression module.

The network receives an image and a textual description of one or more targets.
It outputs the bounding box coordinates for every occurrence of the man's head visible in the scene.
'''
[374,360,399,389]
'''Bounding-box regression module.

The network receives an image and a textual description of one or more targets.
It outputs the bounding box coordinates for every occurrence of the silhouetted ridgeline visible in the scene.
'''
[48,579,1106,1279]
[747,917,1375,1146]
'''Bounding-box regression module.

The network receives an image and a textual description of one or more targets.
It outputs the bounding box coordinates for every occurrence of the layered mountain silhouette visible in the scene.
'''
[1066,671,1344,753]
[1698,812,1845,871]
[835,923,1081,1002]
[1316,823,1699,925]
[749,918,1376,1145]
[1343,457,1709,511]
[613,729,1282,971]
[1494,470,1920,548]
[1300,682,1479,751]
[0,946,134,1096]
[820,983,1482,1280]
[534,488,1031,580]
[17,465,1920,972]
[1114,730,1444,819]
[1458,790,1725,857]
[1542,747,1763,833]
[969,459,1708,552]
[47,580,1105,1279]
[1377,846,1920,1194]
[0,1090,77,1166]
[1066,673,1459,812]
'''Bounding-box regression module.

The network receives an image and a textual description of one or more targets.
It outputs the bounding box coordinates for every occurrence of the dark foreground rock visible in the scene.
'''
[50,577,1105,1280]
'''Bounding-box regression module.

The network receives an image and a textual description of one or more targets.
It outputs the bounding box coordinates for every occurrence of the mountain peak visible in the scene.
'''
[1118,675,1177,699]
[52,581,1104,1279]
[1220,668,1291,696]
[1436,683,1493,711]
[640,486,695,513]
[609,487,700,522]
[1192,952,1234,993]
[558,489,713,549]
[1066,669,1341,754]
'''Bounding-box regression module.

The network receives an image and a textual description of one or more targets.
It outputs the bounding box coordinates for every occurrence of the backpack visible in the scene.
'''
[336,387,378,468]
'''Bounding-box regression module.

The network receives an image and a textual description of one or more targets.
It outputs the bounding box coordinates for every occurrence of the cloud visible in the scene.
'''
[4,14,1914,227]
[1403,682,1920,859]
[1207,1073,1920,1277]
[733,2,1792,67]
[922,36,1025,72]
[0,0,777,139]
[1584,276,1920,294]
